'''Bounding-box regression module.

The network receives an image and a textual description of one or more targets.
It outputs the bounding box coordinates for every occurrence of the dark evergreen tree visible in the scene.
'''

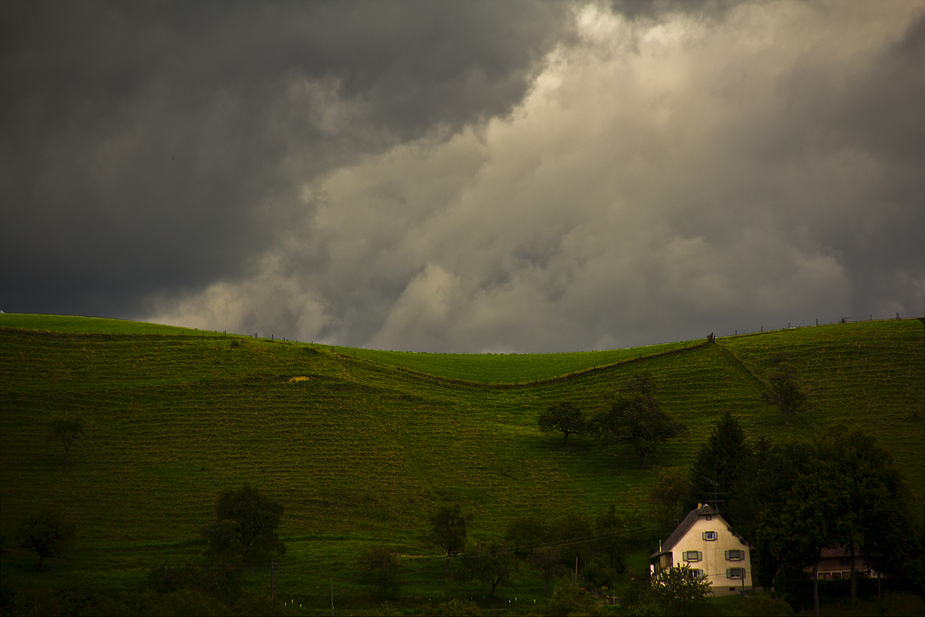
[687,411,751,516]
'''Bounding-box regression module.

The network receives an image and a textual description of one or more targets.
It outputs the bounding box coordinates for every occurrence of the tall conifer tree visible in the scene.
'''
[688,411,751,515]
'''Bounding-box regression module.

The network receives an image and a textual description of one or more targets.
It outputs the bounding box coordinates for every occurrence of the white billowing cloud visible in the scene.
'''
[150,251,331,342]
[148,1,922,351]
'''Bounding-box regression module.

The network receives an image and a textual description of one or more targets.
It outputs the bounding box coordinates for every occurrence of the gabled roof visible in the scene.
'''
[651,504,720,558]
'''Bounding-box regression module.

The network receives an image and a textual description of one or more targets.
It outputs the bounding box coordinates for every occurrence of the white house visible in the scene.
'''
[650,503,753,596]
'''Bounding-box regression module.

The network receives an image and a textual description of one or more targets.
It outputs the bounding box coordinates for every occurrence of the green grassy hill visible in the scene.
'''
[1,313,923,612]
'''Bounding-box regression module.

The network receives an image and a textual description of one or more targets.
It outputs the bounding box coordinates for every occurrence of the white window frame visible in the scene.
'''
[702,531,718,541]
[725,549,745,561]
[682,550,702,562]
[691,568,705,579]
[726,567,745,579]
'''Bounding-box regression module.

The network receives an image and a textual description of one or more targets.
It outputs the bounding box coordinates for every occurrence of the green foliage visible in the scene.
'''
[505,513,548,557]
[772,566,813,612]
[146,563,242,606]
[590,373,688,468]
[762,362,808,427]
[538,401,585,446]
[549,511,596,571]
[203,484,285,561]
[134,588,228,616]
[824,429,919,597]
[47,413,84,467]
[649,469,691,526]
[744,430,920,612]
[370,600,404,616]
[454,543,516,598]
[429,504,473,575]
[357,545,402,598]
[649,564,712,614]
[231,591,290,616]
[426,598,483,616]
[742,593,794,616]
[529,577,604,616]
[594,504,627,573]
[15,508,75,572]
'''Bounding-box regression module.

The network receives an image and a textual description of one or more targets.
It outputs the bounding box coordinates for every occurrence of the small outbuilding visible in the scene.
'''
[650,503,753,596]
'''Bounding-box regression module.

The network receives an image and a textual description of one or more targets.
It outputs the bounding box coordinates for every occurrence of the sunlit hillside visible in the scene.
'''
[1,314,922,611]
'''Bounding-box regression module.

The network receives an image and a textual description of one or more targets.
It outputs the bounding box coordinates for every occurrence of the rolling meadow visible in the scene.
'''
[1,313,923,614]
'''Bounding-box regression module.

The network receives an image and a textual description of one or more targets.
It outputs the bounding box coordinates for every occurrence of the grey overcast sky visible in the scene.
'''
[2,1,923,352]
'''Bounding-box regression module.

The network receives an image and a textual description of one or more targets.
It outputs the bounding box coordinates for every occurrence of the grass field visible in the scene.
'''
[332,340,698,384]
[1,313,922,614]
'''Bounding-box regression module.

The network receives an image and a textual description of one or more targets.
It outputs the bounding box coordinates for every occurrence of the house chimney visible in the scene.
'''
[697,503,703,509]
[659,540,662,552]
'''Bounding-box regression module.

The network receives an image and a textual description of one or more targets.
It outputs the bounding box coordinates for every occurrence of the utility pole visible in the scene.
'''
[741,568,746,613]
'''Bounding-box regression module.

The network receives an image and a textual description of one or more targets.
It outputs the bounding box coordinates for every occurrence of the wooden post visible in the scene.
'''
[741,569,745,613]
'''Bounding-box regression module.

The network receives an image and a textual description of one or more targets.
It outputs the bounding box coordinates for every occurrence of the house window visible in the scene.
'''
[682,551,702,562]
[702,531,718,541]
[726,568,745,579]
[725,550,745,561]
[691,569,705,579]
[705,515,712,521]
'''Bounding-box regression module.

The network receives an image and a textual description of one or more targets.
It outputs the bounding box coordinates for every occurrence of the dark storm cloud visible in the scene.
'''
[3,1,923,351]
[0,1,570,317]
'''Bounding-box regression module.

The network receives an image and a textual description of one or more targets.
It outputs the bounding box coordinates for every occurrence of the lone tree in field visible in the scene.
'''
[202,484,285,561]
[454,543,516,599]
[16,509,75,572]
[591,373,687,469]
[763,362,808,427]
[48,414,84,467]
[428,504,472,576]
[538,401,585,446]
[357,545,402,598]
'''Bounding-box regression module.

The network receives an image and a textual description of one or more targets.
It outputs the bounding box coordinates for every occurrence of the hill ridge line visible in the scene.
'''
[336,340,711,387]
